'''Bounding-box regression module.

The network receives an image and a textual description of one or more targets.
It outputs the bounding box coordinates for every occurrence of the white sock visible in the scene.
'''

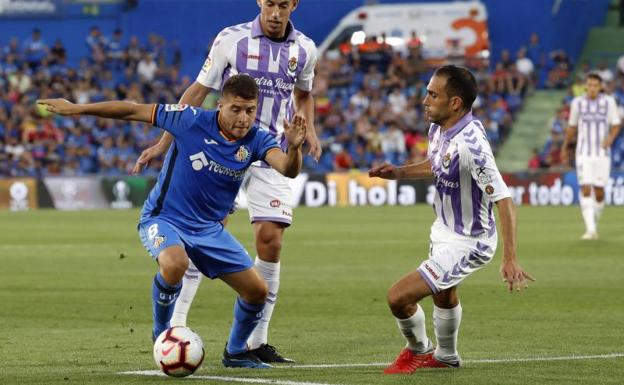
[433,303,462,363]
[580,195,596,233]
[170,260,202,327]
[247,257,280,350]
[396,305,430,353]
[594,200,605,224]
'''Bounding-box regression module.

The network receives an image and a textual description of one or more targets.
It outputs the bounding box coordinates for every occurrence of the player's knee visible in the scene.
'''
[387,287,412,317]
[594,188,605,201]
[257,235,282,260]
[158,252,189,284]
[243,280,268,305]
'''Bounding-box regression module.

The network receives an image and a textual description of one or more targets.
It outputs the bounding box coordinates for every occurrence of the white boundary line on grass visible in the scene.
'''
[283,352,624,368]
[120,352,624,384]
[118,371,337,385]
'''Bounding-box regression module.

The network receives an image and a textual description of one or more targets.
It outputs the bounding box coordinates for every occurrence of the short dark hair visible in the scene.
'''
[433,65,477,111]
[586,72,602,83]
[222,74,259,100]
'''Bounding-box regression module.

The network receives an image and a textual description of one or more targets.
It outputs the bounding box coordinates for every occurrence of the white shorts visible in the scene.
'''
[417,220,497,293]
[241,165,293,226]
[576,156,611,187]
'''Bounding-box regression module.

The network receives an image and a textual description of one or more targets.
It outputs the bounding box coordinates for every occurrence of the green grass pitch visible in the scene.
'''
[1,205,623,384]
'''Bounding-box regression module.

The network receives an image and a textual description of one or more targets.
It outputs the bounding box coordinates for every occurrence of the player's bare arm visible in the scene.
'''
[560,125,577,165]
[264,115,306,178]
[37,99,155,123]
[369,159,433,180]
[133,82,211,174]
[601,124,621,149]
[496,197,535,292]
[293,87,321,161]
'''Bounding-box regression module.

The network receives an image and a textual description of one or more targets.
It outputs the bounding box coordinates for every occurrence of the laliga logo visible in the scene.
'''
[111,180,132,209]
[9,181,29,211]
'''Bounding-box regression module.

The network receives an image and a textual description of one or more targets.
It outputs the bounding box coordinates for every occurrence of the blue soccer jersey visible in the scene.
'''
[140,104,280,229]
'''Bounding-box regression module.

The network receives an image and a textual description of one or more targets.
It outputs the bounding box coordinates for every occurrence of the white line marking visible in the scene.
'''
[119,370,338,385]
[282,352,624,368]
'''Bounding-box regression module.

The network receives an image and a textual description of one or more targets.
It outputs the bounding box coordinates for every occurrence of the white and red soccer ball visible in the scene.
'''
[153,326,205,377]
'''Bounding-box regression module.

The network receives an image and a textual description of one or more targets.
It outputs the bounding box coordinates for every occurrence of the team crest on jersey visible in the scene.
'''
[235,145,250,162]
[201,57,212,73]
[485,185,494,195]
[288,56,298,72]
[476,167,492,185]
[442,153,451,169]
[153,235,166,248]
[165,104,188,112]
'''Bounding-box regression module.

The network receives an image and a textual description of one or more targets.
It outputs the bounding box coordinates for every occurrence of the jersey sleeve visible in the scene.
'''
[196,30,234,90]
[607,96,622,126]
[254,130,281,161]
[568,97,580,126]
[295,38,317,92]
[460,138,511,203]
[152,104,202,138]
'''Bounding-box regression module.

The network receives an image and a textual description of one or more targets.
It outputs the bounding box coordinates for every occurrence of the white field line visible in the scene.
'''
[118,370,338,385]
[120,352,624,384]
[282,352,624,368]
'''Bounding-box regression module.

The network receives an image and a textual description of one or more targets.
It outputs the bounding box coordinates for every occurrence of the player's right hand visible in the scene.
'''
[36,99,79,116]
[368,162,399,179]
[132,143,166,174]
[283,115,307,148]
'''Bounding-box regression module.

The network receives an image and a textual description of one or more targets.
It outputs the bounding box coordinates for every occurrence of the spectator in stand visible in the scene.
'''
[597,62,615,84]
[137,52,158,83]
[527,148,541,170]
[24,28,48,71]
[107,28,126,71]
[334,144,354,171]
[85,26,107,64]
[617,53,624,80]
[515,47,534,89]
[546,50,571,89]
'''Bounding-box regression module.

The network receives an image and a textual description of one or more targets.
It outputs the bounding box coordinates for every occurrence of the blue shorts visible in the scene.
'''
[138,218,253,279]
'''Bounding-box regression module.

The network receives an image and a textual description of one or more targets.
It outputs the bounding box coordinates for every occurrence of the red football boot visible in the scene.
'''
[383,348,433,374]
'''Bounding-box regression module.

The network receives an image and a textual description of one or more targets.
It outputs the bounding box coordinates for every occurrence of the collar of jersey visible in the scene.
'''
[441,111,474,140]
[251,15,297,42]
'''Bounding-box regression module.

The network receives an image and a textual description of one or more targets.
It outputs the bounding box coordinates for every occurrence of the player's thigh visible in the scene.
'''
[138,219,189,278]
[138,218,186,262]
[593,157,611,188]
[220,267,268,304]
[243,166,293,226]
[576,156,594,187]
[387,270,434,306]
[186,224,254,279]
[418,222,496,294]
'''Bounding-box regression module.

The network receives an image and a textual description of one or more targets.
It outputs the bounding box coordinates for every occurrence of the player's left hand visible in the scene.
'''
[284,115,307,148]
[36,99,80,116]
[305,126,322,162]
[601,139,611,150]
[500,259,535,292]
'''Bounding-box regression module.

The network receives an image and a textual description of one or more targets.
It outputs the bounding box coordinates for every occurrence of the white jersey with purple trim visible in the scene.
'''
[196,15,317,151]
[427,112,511,237]
[568,94,621,158]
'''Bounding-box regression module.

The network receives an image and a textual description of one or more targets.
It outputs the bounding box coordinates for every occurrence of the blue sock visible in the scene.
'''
[226,297,265,354]
[152,272,182,339]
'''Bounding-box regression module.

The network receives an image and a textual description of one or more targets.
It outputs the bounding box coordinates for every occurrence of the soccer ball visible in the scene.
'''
[153,326,205,377]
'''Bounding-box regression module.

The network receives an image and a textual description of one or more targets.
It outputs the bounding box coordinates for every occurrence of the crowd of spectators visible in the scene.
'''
[1,27,187,177]
[5,26,617,177]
